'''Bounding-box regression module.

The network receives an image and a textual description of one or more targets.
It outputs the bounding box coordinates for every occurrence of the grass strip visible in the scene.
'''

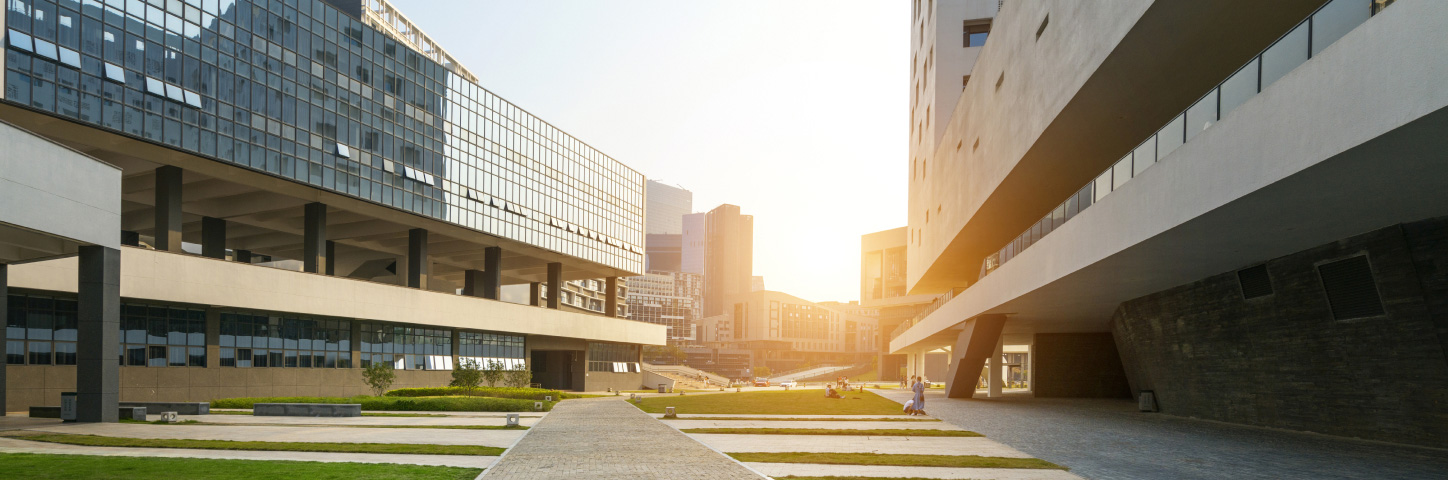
[211,395,550,412]
[675,416,939,422]
[775,477,948,480]
[634,389,906,415]
[0,452,481,480]
[728,452,1066,470]
[208,410,452,417]
[122,420,526,430]
[680,428,979,437]
[4,431,504,456]
[385,386,584,401]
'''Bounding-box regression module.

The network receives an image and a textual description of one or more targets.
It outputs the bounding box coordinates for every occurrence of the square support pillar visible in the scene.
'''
[153,166,183,252]
[303,203,327,273]
[463,270,485,297]
[529,282,542,307]
[0,263,6,415]
[407,228,428,289]
[325,241,336,276]
[120,231,140,247]
[482,246,502,300]
[76,246,120,422]
[201,217,226,259]
[546,262,562,310]
[234,250,252,263]
[605,277,619,317]
[989,336,1004,398]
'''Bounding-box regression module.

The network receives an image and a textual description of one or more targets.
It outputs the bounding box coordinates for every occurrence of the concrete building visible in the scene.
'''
[645,181,691,236]
[909,0,999,196]
[1,0,664,417]
[702,205,753,317]
[626,271,703,346]
[681,212,705,275]
[700,290,878,373]
[860,227,938,380]
[894,0,1448,449]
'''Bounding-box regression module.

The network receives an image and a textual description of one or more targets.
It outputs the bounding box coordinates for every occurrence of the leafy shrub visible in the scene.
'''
[361,363,396,397]
[210,395,552,412]
[450,359,484,394]
[504,367,532,388]
[385,386,566,401]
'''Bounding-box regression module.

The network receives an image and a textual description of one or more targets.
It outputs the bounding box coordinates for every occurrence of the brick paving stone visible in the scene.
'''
[482,398,763,479]
[877,390,1448,480]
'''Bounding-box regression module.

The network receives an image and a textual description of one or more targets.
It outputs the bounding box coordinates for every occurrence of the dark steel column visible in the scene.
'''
[463,270,485,297]
[234,250,252,263]
[605,277,619,317]
[0,263,6,415]
[120,231,140,247]
[529,282,542,306]
[76,246,120,422]
[303,202,326,274]
[325,241,336,276]
[546,262,562,310]
[201,217,226,259]
[407,228,428,289]
[153,166,183,252]
[482,246,502,300]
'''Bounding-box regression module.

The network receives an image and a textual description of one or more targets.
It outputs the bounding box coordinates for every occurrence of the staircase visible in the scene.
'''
[642,363,729,389]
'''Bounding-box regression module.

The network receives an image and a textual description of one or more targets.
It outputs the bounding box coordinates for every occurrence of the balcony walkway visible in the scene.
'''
[481,397,762,479]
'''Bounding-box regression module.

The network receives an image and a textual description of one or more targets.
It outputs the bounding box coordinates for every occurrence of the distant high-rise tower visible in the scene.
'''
[703,204,754,316]
[646,181,692,235]
[681,213,707,274]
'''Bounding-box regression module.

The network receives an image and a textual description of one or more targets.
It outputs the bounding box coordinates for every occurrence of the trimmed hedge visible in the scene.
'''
[210,395,552,412]
[385,386,569,401]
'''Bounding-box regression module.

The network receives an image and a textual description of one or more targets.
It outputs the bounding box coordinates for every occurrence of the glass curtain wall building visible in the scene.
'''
[2,0,643,272]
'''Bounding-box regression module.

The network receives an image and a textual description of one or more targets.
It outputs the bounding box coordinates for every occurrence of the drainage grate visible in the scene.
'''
[1316,255,1385,320]
[1237,264,1273,299]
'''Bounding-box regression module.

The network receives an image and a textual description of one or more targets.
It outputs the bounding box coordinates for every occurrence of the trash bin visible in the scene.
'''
[60,392,77,422]
[657,383,666,394]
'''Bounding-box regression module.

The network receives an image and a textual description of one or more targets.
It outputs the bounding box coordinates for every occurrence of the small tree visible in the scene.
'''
[362,362,396,396]
[753,366,772,377]
[505,366,533,388]
[482,360,506,387]
[450,359,484,395]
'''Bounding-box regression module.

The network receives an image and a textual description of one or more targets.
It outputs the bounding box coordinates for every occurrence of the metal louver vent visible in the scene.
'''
[1317,255,1385,320]
[1237,264,1272,299]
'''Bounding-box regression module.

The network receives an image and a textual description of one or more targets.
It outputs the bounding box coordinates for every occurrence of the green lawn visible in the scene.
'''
[0,453,480,480]
[675,416,938,422]
[210,395,550,412]
[729,452,1066,469]
[678,428,979,437]
[776,477,949,480]
[3,432,503,456]
[208,411,451,417]
[124,420,526,431]
[634,389,905,415]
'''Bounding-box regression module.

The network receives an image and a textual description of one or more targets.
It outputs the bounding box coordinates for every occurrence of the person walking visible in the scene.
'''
[911,375,927,416]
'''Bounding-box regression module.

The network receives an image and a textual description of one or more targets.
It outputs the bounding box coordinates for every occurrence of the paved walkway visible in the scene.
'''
[750,463,1083,480]
[25,422,523,447]
[877,390,1448,480]
[482,398,762,479]
[0,436,494,468]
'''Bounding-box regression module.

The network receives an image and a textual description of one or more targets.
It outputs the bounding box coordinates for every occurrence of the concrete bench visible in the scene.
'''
[120,402,209,415]
[30,406,147,421]
[252,403,361,417]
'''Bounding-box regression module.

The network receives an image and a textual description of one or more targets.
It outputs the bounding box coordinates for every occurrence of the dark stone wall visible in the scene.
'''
[1034,333,1131,398]
[1112,218,1448,448]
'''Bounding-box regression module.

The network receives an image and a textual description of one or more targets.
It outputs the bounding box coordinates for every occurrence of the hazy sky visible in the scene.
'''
[392,0,909,303]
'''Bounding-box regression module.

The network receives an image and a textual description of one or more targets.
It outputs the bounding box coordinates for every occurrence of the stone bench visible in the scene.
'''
[120,402,210,415]
[253,403,361,417]
[29,406,147,421]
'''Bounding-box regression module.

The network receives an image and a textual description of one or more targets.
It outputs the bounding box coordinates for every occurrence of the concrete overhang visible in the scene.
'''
[894,1,1448,352]
[9,247,666,346]
[0,118,121,263]
[910,0,1329,294]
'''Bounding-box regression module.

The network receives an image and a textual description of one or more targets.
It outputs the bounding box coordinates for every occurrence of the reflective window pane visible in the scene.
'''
[1218,58,1259,119]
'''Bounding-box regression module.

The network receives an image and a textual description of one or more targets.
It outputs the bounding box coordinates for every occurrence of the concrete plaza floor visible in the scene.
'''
[876,389,1448,480]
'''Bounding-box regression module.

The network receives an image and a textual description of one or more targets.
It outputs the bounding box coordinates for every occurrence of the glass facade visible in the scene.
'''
[358,321,450,370]
[5,294,77,365]
[122,302,206,367]
[587,342,639,373]
[457,330,525,369]
[219,311,351,368]
[1,0,644,272]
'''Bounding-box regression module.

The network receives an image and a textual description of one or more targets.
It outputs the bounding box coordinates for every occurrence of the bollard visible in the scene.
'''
[533,402,543,412]
[161,411,179,423]
[506,413,520,427]
[544,395,553,402]
[663,406,676,418]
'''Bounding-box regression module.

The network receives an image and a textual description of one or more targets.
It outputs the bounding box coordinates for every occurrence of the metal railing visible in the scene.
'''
[977,0,1388,281]
[889,288,957,341]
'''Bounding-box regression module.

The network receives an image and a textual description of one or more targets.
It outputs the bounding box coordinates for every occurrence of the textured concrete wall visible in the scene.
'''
[5,366,451,412]
[1113,219,1448,448]
[1033,333,1130,398]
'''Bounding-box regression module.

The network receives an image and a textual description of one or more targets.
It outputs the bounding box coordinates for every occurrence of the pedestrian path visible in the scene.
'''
[24,422,523,447]
[751,462,1083,480]
[0,436,495,468]
[482,397,763,479]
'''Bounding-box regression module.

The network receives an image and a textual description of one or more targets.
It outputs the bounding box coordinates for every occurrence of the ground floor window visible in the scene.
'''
[587,342,640,373]
[5,294,77,365]
[219,312,350,368]
[121,302,206,367]
[359,322,451,370]
[457,331,525,369]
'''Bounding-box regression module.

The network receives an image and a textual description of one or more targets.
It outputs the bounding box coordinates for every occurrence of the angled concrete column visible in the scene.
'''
[605,277,619,317]
[407,228,428,289]
[0,263,6,415]
[201,217,226,259]
[546,262,562,310]
[234,249,252,263]
[325,241,336,276]
[529,282,542,306]
[989,336,1004,398]
[482,246,502,300]
[945,314,1007,399]
[463,270,485,297]
[303,203,326,273]
[153,166,183,252]
[76,246,120,422]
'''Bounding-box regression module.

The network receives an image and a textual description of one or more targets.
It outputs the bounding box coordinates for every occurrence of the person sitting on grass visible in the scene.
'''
[825,384,844,399]
[903,399,916,415]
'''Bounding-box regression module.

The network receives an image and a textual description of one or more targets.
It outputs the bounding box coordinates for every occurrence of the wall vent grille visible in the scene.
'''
[1316,255,1385,320]
[1237,264,1272,299]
